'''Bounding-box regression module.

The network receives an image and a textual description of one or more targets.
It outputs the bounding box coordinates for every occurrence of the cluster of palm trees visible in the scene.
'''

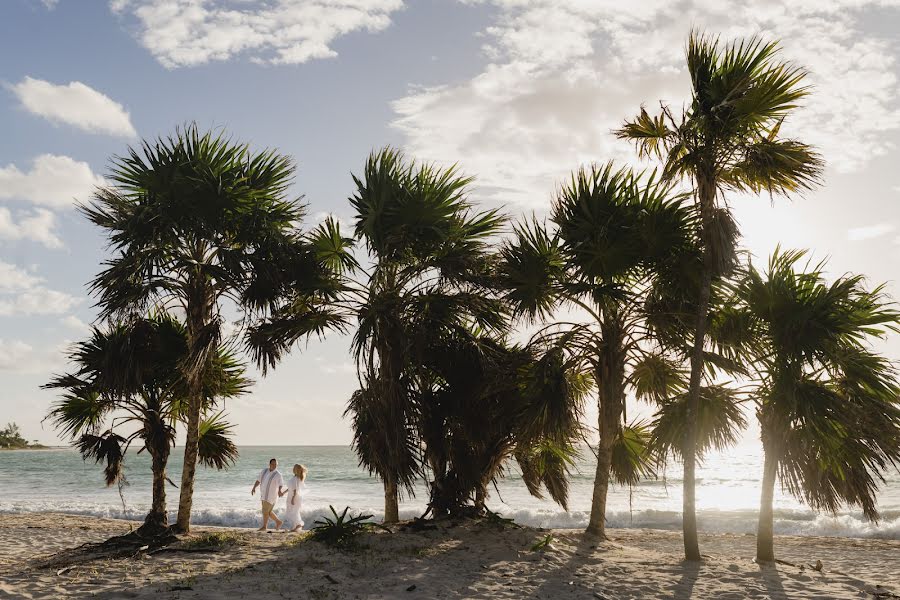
[46,31,900,564]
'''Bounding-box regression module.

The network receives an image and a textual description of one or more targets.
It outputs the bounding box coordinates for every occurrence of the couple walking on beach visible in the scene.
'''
[251,458,308,532]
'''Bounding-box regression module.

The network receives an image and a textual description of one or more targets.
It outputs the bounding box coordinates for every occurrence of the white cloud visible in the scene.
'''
[847,223,896,241]
[11,77,137,138]
[0,339,34,371]
[0,154,104,209]
[0,289,79,317]
[392,0,900,208]
[0,338,70,374]
[0,260,79,316]
[40,0,59,10]
[0,208,63,248]
[60,315,91,333]
[112,0,405,68]
[0,261,42,291]
[320,361,356,375]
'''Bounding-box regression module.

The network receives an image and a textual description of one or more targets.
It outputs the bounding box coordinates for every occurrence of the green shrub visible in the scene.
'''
[310,506,388,549]
[182,531,244,550]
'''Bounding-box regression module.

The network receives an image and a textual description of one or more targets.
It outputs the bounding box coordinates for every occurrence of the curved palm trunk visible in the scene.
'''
[682,173,716,561]
[756,427,780,563]
[586,317,626,539]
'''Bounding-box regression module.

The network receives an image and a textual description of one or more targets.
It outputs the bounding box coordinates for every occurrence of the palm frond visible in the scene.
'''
[197,412,240,470]
[499,219,565,321]
[77,431,126,486]
[610,422,656,486]
[651,384,747,463]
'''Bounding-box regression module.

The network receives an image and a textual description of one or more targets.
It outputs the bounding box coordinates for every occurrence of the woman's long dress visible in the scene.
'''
[284,477,306,529]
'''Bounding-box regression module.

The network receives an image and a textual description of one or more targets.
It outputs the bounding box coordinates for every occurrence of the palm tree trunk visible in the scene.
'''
[586,319,626,539]
[143,447,170,534]
[586,433,613,538]
[175,386,202,532]
[682,173,716,561]
[175,279,213,533]
[756,432,779,563]
[474,478,488,514]
[384,478,399,524]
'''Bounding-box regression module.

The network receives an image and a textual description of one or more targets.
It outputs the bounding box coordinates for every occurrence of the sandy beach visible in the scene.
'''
[0,513,897,599]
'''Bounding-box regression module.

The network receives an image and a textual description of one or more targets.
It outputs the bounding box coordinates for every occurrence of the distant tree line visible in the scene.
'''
[0,422,42,449]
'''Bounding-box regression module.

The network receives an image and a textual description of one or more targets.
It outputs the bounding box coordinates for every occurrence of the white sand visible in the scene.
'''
[0,512,897,599]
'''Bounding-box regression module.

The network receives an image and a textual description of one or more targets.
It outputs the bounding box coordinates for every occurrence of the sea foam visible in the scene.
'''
[2,501,898,539]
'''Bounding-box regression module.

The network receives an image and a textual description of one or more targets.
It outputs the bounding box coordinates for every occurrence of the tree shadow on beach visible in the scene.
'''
[671,560,701,599]
[758,563,788,600]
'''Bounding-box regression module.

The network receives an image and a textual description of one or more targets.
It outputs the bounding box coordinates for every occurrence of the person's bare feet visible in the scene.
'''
[257,526,267,531]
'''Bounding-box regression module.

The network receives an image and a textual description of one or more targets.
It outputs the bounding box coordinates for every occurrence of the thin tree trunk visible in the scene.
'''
[586,317,626,539]
[175,278,213,533]
[384,478,399,524]
[143,447,169,534]
[682,174,716,561]
[474,478,489,515]
[756,434,779,563]
[175,389,202,532]
[586,435,613,538]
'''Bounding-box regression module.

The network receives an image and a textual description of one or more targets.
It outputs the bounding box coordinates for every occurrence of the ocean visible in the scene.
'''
[1,444,898,539]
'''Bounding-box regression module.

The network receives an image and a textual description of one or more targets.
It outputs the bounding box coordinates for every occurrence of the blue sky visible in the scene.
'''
[2,0,899,445]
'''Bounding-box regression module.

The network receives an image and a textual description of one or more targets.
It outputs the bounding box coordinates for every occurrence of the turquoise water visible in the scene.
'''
[1,445,898,538]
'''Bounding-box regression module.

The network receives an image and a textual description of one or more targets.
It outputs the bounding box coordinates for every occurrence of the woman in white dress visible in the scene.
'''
[280,463,308,532]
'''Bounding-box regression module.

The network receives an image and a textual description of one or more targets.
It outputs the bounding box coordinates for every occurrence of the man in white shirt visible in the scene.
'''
[251,457,285,531]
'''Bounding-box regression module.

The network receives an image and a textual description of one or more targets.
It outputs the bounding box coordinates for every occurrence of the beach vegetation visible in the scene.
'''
[79,124,346,532]
[617,32,823,559]
[310,505,387,549]
[337,149,591,522]
[530,533,555,552]
[181,530,246,550]
[45,313,249,535]
[715,249,900,562]
[499,163,713,539]
[343,148,506,523]
[0,422,41,449]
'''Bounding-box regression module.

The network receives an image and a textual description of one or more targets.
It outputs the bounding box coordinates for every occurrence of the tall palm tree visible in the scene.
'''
[500,163,698,538]
[719,249,900,562]
[617,33,823,559]
[81,125,344,532]
[343,148,507,523]
[45,314,248,534]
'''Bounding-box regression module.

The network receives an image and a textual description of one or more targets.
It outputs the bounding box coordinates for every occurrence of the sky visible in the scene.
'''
[1,0,899,446]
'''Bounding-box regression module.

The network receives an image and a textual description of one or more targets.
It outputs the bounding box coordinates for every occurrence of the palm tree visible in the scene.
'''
[342,148,507,523]
[500,163,698,538]
[718,249,900,562]
[81,125,344,532]
[617,33,823,559]
[45,314,248,534]
[416,331,590,517]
